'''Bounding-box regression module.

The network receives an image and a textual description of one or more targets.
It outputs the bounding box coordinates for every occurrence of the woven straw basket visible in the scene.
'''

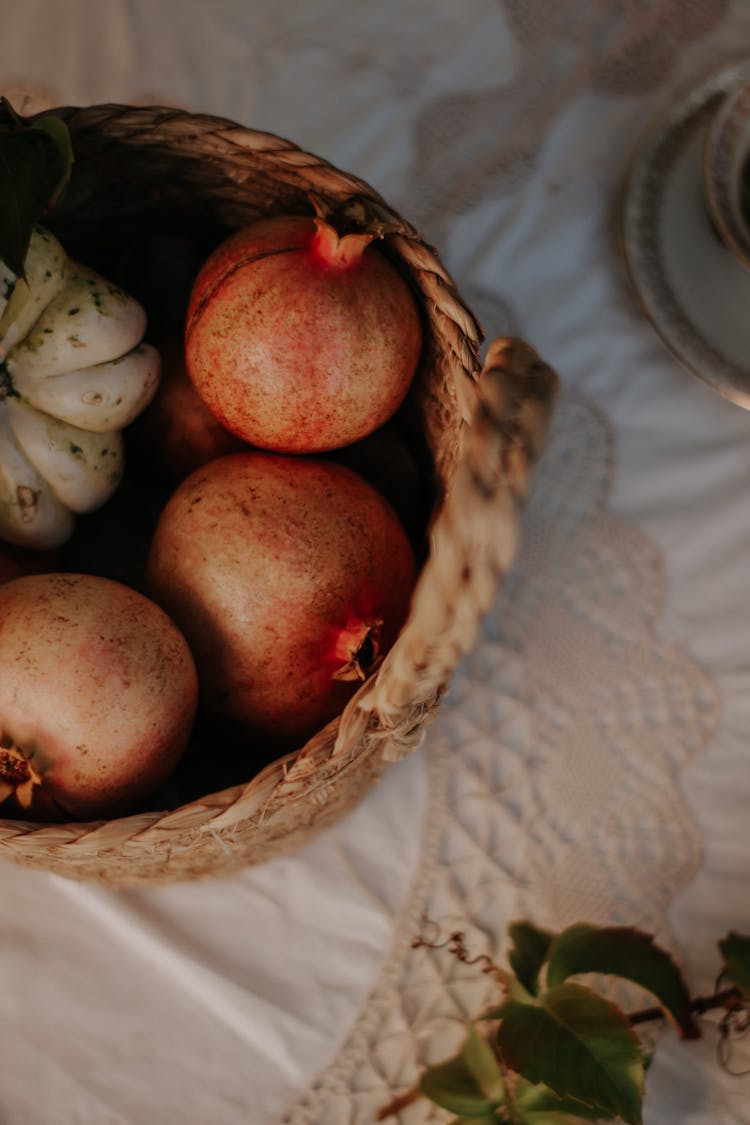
[0,105,558,886]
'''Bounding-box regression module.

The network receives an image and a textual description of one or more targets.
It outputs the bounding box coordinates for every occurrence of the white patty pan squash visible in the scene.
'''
[0,226,161,549]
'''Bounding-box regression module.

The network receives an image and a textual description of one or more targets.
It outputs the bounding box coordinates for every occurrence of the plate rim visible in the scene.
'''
[619,55,750,409]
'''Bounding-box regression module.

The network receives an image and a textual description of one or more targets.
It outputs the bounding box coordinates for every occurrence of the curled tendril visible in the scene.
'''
[717,999,750,1076]
[411,921,506,982]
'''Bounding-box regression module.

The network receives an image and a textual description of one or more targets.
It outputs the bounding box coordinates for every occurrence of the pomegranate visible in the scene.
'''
[146,451,417,748]
[127,333,245,482]
[0,573,198,820]
[184,213,423,453]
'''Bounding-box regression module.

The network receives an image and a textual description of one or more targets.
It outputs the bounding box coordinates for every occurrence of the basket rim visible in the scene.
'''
[0,101,485,856]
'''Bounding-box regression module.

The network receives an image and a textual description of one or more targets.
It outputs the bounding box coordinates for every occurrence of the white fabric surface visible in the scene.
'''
[1,2,750,1123]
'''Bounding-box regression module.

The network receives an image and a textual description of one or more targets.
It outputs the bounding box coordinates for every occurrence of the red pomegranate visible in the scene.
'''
[184,213,423,453]
[126,333,246,481]
[0,573,198,820]
[146,451,417,748]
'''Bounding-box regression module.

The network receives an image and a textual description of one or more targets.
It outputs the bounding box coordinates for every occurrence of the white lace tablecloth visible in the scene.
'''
[2,3,750,1123]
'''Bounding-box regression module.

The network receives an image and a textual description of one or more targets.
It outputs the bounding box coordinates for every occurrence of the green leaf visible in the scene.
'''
[0,98,73,276]
[420,1027,505,1117]
[508,920,555,997]
[28,112,74,207]
[516,1078,612,1122]
[718,932,750,996]
[545,923,700,1039]
[0,98,24,129]
[0,130,50,275]
[517,1108,605,1124]
[497,982,645,1125]
[446,1119,499,1125]
[463,1026,506,1103]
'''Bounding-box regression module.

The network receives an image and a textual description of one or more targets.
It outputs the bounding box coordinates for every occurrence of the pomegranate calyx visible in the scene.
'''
[0,743,43,808]
[332,619,385,683]
[311,218,376,269]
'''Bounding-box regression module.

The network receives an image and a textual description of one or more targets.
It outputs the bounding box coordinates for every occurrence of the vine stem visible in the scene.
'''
[629,986,743,1027]
[375,1087,422,1119]
[375,987,746,1121]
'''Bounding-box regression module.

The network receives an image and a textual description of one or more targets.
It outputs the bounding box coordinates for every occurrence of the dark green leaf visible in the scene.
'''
[0,99,73,276]
[419,1058,494,1118]
[508,920,554,996]
[446,1119,499,1125]
[719,932,750,996]
[0,97,24,129]
[518,1108,606,1125]
[420,1027,505,1117]
[29,112,74,207]
[497,982,645,1125]
[516,1078,612,1121]
[546,923,700,1039]
[0,131,50,275]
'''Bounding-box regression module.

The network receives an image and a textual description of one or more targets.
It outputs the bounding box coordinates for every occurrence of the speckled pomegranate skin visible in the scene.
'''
[184,215,422,452]
[146,451,417,747]
[0,573,198,819]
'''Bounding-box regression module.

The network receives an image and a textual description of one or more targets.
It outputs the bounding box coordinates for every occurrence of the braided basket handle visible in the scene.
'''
[334,336,559,762]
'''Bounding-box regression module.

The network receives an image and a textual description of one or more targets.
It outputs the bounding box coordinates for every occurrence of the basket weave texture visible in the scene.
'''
[0,105,558,886]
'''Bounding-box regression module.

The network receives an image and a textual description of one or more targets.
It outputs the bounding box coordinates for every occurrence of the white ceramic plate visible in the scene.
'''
[620,57,750,408]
